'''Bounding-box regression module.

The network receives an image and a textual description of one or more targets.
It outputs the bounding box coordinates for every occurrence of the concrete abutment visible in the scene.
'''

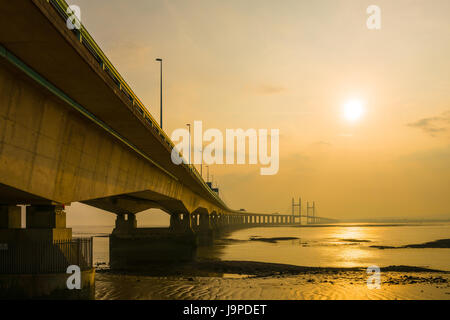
[0,204,94,299]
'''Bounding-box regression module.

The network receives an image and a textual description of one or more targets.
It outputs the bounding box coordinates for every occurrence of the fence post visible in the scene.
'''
[90,237,93,269]
[77,238,80,267]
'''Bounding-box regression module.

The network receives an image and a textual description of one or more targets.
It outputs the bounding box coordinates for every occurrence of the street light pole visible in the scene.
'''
[186,123,191,166]
[200,142,203,178]
[155,58,163,129]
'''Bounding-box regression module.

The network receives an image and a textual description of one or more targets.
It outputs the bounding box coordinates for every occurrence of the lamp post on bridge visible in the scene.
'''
[155,58,163,129]
[186,123,191,167]
[200,142,203,178]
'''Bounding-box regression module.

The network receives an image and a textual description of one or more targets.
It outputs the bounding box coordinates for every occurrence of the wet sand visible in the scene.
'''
[95,260,450,300]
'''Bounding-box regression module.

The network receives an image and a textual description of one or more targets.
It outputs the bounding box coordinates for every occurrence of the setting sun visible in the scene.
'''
[343,99,365,122]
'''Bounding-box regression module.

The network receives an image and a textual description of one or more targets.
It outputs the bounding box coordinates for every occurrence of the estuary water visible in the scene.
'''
[72,222,450,271]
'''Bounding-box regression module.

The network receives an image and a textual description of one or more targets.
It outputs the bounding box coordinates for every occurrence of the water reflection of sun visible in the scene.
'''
[333,227,366,242]
[331,227,375,267]
[338,248,373,268]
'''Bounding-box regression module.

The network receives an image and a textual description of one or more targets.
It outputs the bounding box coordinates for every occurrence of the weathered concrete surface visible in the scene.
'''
[0,268,95,299]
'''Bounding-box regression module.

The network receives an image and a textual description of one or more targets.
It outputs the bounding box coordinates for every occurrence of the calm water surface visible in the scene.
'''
[72,223,450,271]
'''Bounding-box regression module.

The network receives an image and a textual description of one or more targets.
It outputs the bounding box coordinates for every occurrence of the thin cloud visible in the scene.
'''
[312,141,332,147]
[407,110,450,137]
[244,84,287,95]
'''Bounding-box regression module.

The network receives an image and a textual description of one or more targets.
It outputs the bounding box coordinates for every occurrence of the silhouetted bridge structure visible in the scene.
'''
[0,0,336,297]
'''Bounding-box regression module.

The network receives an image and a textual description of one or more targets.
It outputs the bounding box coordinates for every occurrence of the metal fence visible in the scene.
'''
[0,238,93,274]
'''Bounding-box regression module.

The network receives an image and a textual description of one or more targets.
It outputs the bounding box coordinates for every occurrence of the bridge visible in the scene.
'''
[0,0,335,298]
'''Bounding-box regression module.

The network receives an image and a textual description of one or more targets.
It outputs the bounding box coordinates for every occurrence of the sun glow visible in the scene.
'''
[343,99,365,122]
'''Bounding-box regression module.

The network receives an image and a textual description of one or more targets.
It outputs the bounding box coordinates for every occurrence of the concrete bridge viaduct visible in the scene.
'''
[0,0,301,251]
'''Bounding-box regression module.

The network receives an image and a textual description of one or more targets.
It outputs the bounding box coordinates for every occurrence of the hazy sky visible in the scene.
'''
[65,0,450,225]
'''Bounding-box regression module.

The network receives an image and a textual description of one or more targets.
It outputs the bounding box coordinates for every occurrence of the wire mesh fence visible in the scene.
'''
[0,238,93,274]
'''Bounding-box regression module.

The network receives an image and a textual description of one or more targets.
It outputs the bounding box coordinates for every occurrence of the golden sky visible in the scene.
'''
[66,0,450,225]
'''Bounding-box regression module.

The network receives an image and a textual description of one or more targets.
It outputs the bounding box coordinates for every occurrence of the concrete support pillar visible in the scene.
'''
[182,213,192,230]
[115,213,136,232]
[26,205,65,229]
[211,213,219,230]
[23,205,71,241]
[115,214,127,230]
[197,213,214,245]
[199,213,211,231]
[0,205,21,229]
[190,214,197,229]
[127,213,137,229]
[170,213,185,232]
